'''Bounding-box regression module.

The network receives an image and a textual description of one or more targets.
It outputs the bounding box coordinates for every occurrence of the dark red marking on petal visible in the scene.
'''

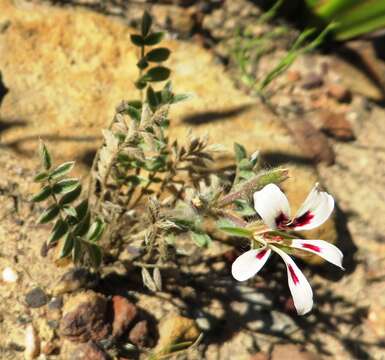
[256,249,268,259]
[275,212,289,228]
[291,211,314,228]
[301,243,321,252]
[288,264,299,285]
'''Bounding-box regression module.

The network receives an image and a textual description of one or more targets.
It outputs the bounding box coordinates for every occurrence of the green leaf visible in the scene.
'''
[74,212,91,237]
[34,171,50,182]
[126,100,142,109]
[60,233,74,258]
[75,200,89,220]
[39,141,52,170]
[146,48,170,62]
[53,179,80,194]
[48,218,68,244]
[217,218,253,238]
[38,204,60,224]
[234,199,256,216]
[137,58,149,70]
[190,231,212,248]
[234,143,247,163]
[146,66,170,82]
[31,185,52,202]
[171,93,191,104]
[146,86,159,108]
[59,184,82,205]
[130,34,144,47]
[87,243,102,268]
[143,32,164,46]
[72,238,83,264]
[63,206,77,218]
[86,218,105,242]
[50,161,75,180]
[135,79,147,90]
[141,10,152,37]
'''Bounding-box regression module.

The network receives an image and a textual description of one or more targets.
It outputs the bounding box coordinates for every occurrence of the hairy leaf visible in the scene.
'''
[50,161,75,180]
[53,179,80,194]
[60,233,74,258]
[34,171,50,183]
[48,218,69,244]
[39,141,52,170]
[190,231,212,247]
[86,218,105,242]
[59,185,82,205]
[38,204,60,224]
[31,185,52,202]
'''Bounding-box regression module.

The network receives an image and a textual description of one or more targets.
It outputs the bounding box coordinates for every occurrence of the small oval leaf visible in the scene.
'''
[143,32,164,46]
[50,161,75,180]
[48,218,69,244]
[39,141,52,170]
[59,185,82,205]
[146,48,170,62]
[34,171,50,183]
[87,243,103,268]
[60,233,74,258]
[130,34,144,47]
[38,204,60,224]
[53,178,80,194]
[146,66,170,82]
[31,185,52,202]
[141,10,152,37]
[86,218,105,242]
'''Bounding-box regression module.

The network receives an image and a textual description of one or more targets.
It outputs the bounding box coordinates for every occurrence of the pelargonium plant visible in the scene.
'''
[231,183,344,315]
[31,11,343,318]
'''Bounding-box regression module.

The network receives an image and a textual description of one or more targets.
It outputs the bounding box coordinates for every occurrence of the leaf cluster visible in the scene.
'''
[33,142,105,268]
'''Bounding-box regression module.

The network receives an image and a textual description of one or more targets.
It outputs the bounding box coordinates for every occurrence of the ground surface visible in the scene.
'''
[0,0,385,359]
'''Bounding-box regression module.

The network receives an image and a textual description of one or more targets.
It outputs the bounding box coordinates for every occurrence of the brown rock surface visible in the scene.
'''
[60,290,111,343]
[111,295,137,338]
[155,314,200,353]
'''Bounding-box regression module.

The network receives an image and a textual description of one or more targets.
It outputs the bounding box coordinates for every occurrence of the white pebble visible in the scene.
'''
[2,267,18,283]
[24,324,40,359]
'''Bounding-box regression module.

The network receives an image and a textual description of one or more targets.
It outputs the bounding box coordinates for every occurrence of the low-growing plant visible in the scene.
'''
[32,10,287,283]
[32,11,344,319]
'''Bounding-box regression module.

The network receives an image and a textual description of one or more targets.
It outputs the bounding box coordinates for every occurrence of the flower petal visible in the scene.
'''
[253,184,291,229]
[271,245,313,315]
[231,248,271,281]
[290,239,344,269]
[292,183,334,231]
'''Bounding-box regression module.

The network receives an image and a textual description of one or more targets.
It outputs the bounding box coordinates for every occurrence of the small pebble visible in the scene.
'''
[48,296,63,310]
[25,287,48,308]
[301,73,323,89]
[2,267,18,283]
[24,324,40,359]
[327,83,351,103]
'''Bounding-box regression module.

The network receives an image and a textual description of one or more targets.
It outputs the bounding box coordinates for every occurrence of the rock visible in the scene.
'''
[60,290,111,343]
[320,111,355,141]
[48,296,63,310]
[271,344,320,360]
[71,341,109,360]
[53,267,99,296]
[327,83,351,103]
[111,295,137,338]
[286,70,301,83]
[25,287,48,308]
[301,73,324,89]
[24,324,40,360]
[155,314,200,354]
[128,320,149,347]
[1,266,18,283]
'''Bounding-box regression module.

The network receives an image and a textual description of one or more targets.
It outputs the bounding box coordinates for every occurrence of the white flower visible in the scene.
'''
[231,183,344,315]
